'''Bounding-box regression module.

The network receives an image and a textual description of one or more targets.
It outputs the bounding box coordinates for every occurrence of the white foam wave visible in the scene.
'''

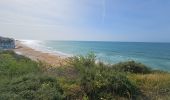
[19,40,72,57]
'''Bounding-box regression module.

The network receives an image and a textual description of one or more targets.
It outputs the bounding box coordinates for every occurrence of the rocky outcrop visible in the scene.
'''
[0,36,15,49]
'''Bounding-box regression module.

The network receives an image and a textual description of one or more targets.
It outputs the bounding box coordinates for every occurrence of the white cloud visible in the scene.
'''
[0,0,108,40]
[0,0,85,24]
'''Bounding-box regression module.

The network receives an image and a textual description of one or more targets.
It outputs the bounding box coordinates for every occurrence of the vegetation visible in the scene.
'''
[0,51,64,100]
[112,61,151,74]
[69,54,139,99]
[0,51,170,100]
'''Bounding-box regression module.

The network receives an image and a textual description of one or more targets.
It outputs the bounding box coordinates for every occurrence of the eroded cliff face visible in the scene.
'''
[0,36,15,49]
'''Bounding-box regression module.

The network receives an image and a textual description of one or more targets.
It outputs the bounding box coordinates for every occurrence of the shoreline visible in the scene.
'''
[14,40,68,67]
[12,40,170,71]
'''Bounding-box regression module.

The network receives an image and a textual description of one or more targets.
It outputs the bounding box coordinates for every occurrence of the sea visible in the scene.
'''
[21,40,170,71]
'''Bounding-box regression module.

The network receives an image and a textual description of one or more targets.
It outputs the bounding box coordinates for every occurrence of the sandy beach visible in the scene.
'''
[14,40,68,67]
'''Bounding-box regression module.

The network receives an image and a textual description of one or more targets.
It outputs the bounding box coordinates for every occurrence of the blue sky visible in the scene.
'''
[0,0,170,42]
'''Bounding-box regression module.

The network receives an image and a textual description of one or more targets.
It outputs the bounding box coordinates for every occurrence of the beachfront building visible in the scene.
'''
[0,36,15,49]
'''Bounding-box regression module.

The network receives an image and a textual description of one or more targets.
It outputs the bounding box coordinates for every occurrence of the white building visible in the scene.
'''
[0,37,15,49]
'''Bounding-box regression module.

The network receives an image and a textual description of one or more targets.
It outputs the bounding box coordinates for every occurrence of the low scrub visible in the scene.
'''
[0,51,64,100]
[0,50,39,77]
[128,73,170,100]
[70,53,139,99]
[112,61,151,74]
[0,51,170,100]
[0,74,64,100]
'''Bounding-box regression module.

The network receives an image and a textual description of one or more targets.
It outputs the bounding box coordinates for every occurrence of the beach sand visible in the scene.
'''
[14,40,68,67]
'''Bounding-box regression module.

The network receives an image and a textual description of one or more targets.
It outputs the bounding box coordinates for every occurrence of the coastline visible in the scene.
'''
[1,40,170,100]
[14,40,68,67]
[11,40,170,71]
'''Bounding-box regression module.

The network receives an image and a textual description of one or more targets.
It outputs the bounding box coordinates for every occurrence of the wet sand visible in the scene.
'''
[14,40,68,67]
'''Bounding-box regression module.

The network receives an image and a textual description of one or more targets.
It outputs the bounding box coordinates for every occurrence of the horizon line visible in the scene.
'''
[16,39,170,44]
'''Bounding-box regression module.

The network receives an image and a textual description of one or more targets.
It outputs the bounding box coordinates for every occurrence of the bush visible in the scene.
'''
[0,51,39,77]
[80,71,138,99]
[112,61,151,74]
[0,51,64,100]
[0,74,64,100]
[70,53,139,99]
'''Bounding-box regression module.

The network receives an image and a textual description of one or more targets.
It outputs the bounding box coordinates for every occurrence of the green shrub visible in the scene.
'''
[70,53,139,99]
[0,74,64,100]
[71,52,96,69]
[80,71,138,100]
[0,52,39,77]
[112,61,151,74]
[0,51,64,100]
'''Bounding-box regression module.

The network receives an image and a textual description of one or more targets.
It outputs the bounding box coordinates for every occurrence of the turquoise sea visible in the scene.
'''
[22,40,170,71]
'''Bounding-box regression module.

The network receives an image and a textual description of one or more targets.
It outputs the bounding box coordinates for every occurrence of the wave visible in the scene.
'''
[20,40,72,57]
[18,40,170,71]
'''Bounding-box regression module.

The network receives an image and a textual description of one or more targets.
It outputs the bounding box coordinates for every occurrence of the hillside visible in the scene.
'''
[0,51,170,100]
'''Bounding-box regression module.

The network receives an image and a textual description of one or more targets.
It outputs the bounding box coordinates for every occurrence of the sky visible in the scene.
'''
[0,0,170,42]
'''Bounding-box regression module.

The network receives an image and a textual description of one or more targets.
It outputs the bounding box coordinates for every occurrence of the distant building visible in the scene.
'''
[0,36,15,49]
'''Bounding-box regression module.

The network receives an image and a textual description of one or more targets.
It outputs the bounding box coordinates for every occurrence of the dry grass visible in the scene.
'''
[128,73,170,100]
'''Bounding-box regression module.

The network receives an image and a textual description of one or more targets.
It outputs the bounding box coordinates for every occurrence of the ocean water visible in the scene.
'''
[22,40,170,71]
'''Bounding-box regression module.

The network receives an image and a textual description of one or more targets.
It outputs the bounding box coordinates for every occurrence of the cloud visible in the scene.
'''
[2,0,169,42]
[0,0,83,25]
[0,0,108,40]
